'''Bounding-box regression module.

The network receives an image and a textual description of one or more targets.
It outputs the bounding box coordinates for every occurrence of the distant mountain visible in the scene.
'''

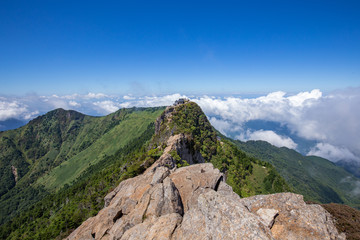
[0,107,165,225]
[243,119,319,154]
[221,119,318,155]
[336,160,360,178]
[0,118,27,131]
[233,139,360,209]
[233,119,360,190]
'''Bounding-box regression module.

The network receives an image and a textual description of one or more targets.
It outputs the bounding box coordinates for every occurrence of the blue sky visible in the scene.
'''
[1,0,359,95]
[1,1,360,163]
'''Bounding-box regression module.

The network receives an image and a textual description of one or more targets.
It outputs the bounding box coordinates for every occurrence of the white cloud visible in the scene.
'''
[1,88,360,163]
[288,89,322,107]
[299,88,360,158]
[93,101,120,114]
[85,92,108,99]
[352,181,360,196]
[0,100,28,121]
[308,143,360,162]
[193,89,322,125]
[123,95,135,100]
[0,93,190,122]
[45,98,70,109]
[135,94,188,107]
[341,177,360,196]
[193,88,360,162]
[69,101,81,107]
[208,117,242,136]
[24,111,40,120]
[238,130,298,149]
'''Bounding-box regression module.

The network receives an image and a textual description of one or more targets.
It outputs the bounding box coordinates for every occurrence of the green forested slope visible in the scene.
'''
[0,107,165,225]
[156,102,291,197]
[36,107,164,191]
[0,122,158,240]
[234,140,360,208]
[0,102,291,239]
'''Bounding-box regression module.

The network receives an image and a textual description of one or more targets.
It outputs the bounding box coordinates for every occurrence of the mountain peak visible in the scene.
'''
[154,100,217,161]
[27,108,86,126]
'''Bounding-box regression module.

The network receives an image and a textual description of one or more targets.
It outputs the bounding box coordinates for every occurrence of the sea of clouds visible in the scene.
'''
[1,88,359,163]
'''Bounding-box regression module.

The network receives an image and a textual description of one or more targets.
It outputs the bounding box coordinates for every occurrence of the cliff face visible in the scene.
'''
[66,132,345,240]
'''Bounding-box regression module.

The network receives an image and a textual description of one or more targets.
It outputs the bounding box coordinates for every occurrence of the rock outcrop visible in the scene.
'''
[66,136,345,240]
[65,101,345,240]
[240,193,345,240]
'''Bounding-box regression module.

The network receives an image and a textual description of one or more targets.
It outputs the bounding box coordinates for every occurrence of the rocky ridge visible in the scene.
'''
[66,136,345,240]
[66,101,345,240]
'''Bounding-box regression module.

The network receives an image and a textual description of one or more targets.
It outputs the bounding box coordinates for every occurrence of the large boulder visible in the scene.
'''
[168,163,223,212]
[240,193,346,240]
[172,189,274,240]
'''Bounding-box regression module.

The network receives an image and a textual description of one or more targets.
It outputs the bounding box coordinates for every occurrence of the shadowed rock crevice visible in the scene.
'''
[214,175,223,191]
[113,210,123,223]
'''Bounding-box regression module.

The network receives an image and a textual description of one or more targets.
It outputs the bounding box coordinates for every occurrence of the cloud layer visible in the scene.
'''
[0,93,187,119]
[1,88,359,163]
[194,89,323,138]
[238,130,298,150]
[192,88,360,163]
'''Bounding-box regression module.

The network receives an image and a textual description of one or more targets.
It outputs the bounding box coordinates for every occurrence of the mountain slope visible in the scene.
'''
[0,107,165,225]
[322,203,360,240]
[233,140,360,208]
[154,101,291,197]
[0,118,27,131]
[336,160,360,178]
[64,101,344,240]
[0,101,291,239]
[36,107,164,191]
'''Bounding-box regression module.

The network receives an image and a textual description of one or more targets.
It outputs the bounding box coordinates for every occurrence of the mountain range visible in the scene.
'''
[0,118,28,132]
[234,119,360,178]
[0,101,359,239]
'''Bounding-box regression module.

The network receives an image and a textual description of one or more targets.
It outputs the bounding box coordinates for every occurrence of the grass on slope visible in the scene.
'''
[321,203,360,240]
[0,122,159,240]
[37,108,164,191]
[234,139,360,209]
[158,102,291,197]
[241,163,270,196]
[0,107,164,225]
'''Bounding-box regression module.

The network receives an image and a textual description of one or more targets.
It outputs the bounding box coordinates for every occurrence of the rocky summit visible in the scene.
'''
[66,132,345,240]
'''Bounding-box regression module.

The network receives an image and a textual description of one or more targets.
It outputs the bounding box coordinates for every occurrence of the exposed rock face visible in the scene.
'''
[172,189,275,240]
[240,193,346,240]
[154,104,204,165]
[168,163,223,212]
[148,133,204,170]
[154,106,174,136]
[11,165,18,183]
[256,208,279,228]
[67,161,345,240]
[66,126,345,239]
